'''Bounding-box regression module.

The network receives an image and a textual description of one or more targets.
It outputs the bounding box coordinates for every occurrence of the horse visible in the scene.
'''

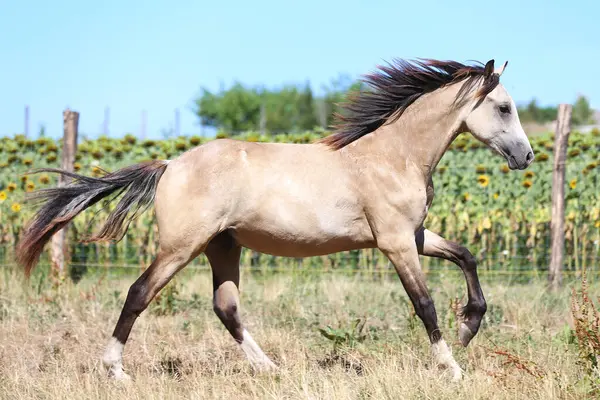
[15,58,533,382]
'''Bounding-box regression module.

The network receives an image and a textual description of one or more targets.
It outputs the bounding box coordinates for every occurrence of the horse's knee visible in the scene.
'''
[213,282,243,342]
[458,248,477,271]
[125,279,150,316]
[415,296,437,321]
[213,298,238,321]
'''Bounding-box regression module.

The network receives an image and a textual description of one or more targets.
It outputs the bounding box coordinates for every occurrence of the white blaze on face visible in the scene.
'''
[239,329,277,370]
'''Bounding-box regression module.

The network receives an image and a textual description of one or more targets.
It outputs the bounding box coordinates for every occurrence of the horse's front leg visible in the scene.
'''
[378,232,462,381]
[415,227,487,347]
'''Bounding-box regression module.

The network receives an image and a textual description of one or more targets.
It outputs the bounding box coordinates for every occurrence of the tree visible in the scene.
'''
[194,82,262,134]
[571,94,593,126]
[517,98,557,124]
[296,82,318,131]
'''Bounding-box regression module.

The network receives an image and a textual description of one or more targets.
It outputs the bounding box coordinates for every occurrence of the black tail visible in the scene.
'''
[15,160,169,276]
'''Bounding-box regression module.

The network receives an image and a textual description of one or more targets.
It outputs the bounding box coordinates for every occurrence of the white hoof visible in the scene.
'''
[102,337,131,381]
[106,364,132,381]
[431,339,463,382]
[240,329,279,372]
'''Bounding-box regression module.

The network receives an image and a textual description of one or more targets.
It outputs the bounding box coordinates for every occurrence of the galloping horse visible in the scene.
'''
[16,58,533,381]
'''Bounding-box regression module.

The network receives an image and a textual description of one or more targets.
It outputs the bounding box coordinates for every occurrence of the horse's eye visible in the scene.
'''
[499,104,511,114]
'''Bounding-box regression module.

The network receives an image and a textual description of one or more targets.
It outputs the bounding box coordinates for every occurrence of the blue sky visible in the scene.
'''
[1,0,598,140]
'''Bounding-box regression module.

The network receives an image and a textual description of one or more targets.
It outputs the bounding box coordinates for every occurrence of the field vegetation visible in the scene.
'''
[1,128,599,276]
[0,267,599,399]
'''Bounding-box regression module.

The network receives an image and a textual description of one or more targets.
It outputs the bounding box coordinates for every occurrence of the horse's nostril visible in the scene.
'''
[526,152,534,163]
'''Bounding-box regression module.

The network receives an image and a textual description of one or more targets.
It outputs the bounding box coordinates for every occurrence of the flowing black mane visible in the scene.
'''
[319,58,500,150]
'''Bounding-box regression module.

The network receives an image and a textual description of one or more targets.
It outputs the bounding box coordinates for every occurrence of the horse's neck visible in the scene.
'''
[344,85,465,180]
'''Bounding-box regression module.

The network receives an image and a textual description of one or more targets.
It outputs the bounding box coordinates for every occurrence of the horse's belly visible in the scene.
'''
[230,209,375,257]
[232,229,375,257]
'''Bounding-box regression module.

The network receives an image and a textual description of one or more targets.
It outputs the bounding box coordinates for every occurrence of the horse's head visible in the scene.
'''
[463,60,534,170]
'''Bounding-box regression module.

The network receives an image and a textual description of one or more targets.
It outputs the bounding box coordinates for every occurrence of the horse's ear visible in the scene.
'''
[484,59,495,78]
[495,60,508,76]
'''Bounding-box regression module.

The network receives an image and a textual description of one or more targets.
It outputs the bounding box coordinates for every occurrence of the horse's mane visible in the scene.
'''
[318,58,500,150]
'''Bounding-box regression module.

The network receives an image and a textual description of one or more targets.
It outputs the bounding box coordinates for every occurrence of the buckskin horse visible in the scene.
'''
[15,58,533,381]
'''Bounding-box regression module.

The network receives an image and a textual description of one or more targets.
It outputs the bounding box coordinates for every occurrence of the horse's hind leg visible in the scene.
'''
[205,231,277,370]
[102,244,202,380]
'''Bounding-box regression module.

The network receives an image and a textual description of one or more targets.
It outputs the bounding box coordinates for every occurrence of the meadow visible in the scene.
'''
[0,266,599,399]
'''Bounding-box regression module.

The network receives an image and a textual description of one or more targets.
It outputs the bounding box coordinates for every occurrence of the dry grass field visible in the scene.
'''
[0,266,599,399]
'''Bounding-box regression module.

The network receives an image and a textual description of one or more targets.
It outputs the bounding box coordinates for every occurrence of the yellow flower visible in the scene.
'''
[523,180,533,188]
[11,202,21,213]
[569,179,576,190]
[462,192,471,202]
[477,175,490,187]
[482,217,492,230]
[535,153,549,162]
[500,164,510,174]
[20,175,28,182]
[0,191,6,202]
[524,171,534,178]
[39,174,50,184]
[7,182,17,192]
[74,162,81,171]
[595,221,600,228]
[26,182,35,192]
[493,192,499,200]
[475,164,487,174]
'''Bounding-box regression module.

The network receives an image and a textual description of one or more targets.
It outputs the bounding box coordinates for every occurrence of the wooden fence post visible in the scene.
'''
[24,105,30,137]
[549,104,572,290]
[50,109,79,279]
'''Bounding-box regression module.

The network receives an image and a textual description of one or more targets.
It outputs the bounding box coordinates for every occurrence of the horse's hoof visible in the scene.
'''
[106,365,132,382]
[252,358,279,373]
[458,322,476,347]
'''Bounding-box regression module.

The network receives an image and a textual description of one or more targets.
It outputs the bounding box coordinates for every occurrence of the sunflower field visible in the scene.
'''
[0,128,599,276]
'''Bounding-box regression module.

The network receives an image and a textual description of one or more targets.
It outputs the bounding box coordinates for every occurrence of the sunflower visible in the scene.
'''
[477,175,490,187]
[524,171,535,178]
[189,136,202,146]
[596,221,600,228]
[26,182,35,192]
[568,148,580,158]
[523,180,533,189]
[74,162,82,171]
[39,174,50,184]
[20,175,28,182]
[569,179,577,190]
[475,165,487,174]
[500,164,510,174]
[11,202,21,213]
[535,153,549,162]
[493,192,499,200]
[462,192,471,202]
[7,182,16,192]
[0,191,6,202]
[92,166,104,177]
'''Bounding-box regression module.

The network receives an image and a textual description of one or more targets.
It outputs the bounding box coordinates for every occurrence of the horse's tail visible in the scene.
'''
[15,160,169,276]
